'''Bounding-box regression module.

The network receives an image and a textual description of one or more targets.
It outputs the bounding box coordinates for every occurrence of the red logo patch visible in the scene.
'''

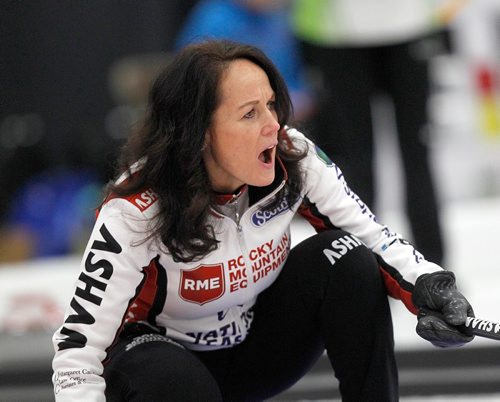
[125,188,158,212]
[179,264,225,305]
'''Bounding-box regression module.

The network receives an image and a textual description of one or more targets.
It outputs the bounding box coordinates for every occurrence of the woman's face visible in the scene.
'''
[203,59,280,193]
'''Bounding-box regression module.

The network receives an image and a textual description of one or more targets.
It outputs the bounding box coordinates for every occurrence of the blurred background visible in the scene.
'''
[1,1,500,400]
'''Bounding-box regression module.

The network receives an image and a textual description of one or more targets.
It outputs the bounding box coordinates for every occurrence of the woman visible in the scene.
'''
[52,40,473,401]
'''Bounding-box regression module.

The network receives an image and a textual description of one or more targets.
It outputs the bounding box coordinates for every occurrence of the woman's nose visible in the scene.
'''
[263,110,280,135]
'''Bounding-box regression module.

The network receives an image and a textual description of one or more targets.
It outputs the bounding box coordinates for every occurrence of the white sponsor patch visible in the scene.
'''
[323,234,363,266]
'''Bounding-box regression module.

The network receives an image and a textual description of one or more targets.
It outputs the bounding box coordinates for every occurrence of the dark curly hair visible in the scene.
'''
[107,40,306,262]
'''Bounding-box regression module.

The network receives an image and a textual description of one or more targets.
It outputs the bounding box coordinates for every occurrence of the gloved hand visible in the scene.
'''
[412,271,475,348]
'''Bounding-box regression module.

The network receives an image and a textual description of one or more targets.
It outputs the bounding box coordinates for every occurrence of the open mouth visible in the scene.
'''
[258,145,275,164]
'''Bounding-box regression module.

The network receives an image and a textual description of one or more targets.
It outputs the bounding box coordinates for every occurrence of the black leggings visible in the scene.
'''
[300,33,445,265]
[103,230,398,401]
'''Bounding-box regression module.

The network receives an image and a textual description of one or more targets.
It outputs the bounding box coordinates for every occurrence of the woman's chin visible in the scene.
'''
[251,172,275,188]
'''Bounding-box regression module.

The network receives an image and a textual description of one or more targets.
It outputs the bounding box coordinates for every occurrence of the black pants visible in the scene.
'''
[301,32,446,265]
[103,230,398,401]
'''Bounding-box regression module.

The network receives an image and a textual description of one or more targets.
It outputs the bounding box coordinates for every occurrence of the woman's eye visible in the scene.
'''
[267,101,276,110]
[244,109,255,119]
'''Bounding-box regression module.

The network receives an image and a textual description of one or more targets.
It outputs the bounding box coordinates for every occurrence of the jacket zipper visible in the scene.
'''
[209,179,287,303]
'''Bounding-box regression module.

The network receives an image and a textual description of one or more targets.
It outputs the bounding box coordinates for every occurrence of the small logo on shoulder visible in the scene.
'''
[126,188,158,212]
[315,145,334,167]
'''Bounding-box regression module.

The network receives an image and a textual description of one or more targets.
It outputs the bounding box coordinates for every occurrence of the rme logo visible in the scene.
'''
[179,264,225,305]
[251,198,291,227]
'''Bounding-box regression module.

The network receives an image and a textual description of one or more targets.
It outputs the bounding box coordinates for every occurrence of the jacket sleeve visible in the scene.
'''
[51,200,152,401]
[291,129,442,314]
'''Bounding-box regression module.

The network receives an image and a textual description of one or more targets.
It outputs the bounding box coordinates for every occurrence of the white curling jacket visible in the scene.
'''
[52,128,441,400]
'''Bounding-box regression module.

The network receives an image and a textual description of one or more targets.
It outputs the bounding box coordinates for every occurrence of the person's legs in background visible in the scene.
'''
[301,44,378,207]
[385,35,445,265]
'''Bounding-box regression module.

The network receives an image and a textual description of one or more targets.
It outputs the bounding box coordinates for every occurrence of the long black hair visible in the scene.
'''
[108,40,306,262]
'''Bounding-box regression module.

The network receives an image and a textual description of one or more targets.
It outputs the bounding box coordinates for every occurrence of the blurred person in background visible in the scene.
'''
[0,168,101,261]
[52,40,474,402]
[291,0,469,265]
[0,128,102,262]
[0,120,50,262]
[175,0,316,121]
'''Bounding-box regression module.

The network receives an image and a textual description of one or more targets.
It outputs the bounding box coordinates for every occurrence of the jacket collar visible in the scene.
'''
[214,185,248,206]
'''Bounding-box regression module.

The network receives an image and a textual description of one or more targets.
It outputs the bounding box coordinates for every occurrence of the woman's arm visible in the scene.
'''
[52,199,153,400]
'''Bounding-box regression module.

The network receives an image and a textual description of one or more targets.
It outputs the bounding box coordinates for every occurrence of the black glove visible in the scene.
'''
[412,271,475,348]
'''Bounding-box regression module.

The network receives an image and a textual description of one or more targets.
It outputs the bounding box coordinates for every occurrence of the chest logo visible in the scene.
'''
[179,264,225,305]
[251,198,291,227]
